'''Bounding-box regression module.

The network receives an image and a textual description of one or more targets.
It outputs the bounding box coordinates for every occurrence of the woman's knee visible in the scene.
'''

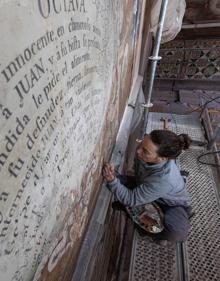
[163,206,190,241]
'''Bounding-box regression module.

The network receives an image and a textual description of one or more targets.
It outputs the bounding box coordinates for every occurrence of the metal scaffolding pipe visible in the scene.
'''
[141,0,169,137]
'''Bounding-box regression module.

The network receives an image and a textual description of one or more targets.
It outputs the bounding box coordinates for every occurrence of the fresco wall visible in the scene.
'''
[0,1,140,280]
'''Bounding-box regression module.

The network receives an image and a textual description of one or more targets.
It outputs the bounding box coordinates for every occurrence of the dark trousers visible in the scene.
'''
[117,175,191,242]
[154,204,191,242]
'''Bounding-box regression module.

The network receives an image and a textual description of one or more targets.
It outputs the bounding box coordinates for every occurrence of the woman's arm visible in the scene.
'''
[107,177,165,207]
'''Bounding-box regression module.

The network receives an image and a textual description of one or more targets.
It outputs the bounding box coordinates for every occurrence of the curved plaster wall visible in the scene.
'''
[0,1,139,280]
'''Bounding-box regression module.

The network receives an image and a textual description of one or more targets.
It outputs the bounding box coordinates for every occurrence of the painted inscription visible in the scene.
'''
[0,0,138,279]
[0,0,128,280]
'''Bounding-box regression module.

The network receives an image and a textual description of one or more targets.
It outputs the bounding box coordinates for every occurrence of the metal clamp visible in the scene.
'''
[149,55,162,61]
[141,102,153,108]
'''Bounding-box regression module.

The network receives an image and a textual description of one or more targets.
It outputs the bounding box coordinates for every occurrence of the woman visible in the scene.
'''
[103,130,193,242]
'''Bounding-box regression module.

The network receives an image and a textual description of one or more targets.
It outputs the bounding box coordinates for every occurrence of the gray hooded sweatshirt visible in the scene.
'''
[107,159,191,207]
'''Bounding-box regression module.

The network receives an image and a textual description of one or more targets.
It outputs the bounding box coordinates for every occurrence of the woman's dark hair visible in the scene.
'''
[149,130,191,159]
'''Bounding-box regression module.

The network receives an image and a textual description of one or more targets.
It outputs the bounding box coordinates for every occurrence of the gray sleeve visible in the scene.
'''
[107,177,167,207]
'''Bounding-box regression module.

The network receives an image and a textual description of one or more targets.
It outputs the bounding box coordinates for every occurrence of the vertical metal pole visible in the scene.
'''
[141,0,169,138]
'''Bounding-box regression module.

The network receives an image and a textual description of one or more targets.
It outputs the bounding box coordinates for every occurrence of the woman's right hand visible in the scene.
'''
[102,163,116,182]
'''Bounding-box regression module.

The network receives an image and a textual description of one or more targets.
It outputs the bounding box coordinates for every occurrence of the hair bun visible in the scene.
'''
[178,134,191,150]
